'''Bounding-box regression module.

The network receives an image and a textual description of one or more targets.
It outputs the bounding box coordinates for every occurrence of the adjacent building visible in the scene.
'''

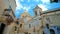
[0,0,16,34]
[0,0,16,15]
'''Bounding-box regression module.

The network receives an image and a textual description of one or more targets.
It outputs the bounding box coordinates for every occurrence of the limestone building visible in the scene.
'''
[19,10,32,34]
[0,0,16,24]
[0,0,16,34]
[19,5,43,34]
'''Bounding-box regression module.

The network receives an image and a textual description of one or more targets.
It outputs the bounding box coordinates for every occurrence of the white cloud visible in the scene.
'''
[15,0,30,12]
[41,0,50,4]
[38,4,48,11]
[16,0,23,9]
[23,6,30,11]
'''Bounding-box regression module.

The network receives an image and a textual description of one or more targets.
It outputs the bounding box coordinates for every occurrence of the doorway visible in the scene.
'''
[0,23,5,34]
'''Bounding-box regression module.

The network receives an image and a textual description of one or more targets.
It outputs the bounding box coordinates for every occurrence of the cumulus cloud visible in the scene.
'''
[23,6,30,11]
[15,0,49,12]
[16,0,30,12]
[38,4,48,11]
[16,0,23,9]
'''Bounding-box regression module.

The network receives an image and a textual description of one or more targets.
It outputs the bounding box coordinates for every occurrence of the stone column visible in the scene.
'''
[39,16,44,34]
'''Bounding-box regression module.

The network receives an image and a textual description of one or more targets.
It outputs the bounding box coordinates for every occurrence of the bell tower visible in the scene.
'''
[33,5,42,17]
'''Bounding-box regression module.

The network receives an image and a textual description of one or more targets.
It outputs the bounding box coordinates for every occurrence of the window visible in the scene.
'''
[0,23,5,34]
[20,24,22,28]
[39,12,42,16]
[29,24,31,28]
[35,11,37,16]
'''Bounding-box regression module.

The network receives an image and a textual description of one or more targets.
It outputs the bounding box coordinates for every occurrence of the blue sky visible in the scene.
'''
[15,0,60,18]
